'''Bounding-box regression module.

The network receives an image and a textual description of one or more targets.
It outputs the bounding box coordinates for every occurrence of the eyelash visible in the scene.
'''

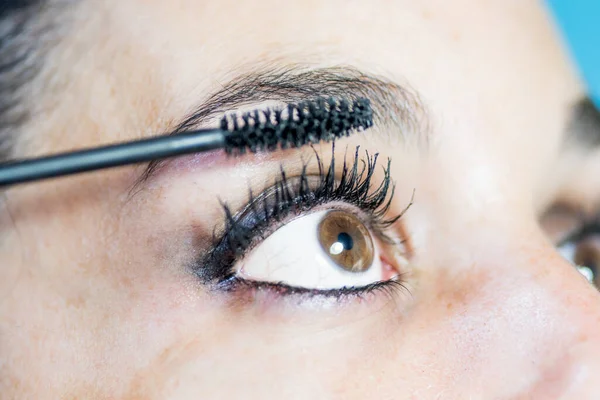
[195,144,409,300]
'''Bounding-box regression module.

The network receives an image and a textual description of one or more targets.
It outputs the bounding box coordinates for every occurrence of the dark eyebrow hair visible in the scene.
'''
[567,97,600,148]
[173,65,427,133]
[136,64,429,184]
[0,0,64,162]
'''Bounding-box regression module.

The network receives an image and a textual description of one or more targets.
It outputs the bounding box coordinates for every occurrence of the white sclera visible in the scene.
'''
[557,241,576,264]
[236,210,383,290]
[578,266,595,283]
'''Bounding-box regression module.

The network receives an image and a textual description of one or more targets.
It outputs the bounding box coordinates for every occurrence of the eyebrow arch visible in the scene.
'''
[567,97,600,149]
[137,64,428,184]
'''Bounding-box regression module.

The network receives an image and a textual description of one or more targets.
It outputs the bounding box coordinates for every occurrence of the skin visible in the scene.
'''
[2,0,600,398]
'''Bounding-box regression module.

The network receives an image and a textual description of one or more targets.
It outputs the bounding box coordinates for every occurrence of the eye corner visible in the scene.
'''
[542,201,600,288]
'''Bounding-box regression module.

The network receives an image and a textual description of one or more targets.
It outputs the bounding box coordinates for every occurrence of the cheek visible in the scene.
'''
[118,294,408,399]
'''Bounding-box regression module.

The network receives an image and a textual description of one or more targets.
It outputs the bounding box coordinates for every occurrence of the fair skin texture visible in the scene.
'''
[2,0,600,398]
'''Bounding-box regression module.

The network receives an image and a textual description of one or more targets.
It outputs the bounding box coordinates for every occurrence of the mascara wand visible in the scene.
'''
[0,97,373,187]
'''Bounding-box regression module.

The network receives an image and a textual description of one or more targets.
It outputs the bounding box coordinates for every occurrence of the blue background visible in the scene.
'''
[546,0,600,108]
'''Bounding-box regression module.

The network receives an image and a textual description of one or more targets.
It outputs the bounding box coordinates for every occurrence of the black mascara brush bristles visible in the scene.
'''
[0,97,373,187]
[221,97,373,154]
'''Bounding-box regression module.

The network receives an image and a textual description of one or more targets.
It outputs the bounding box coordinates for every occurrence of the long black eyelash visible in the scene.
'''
[196,144,406,285]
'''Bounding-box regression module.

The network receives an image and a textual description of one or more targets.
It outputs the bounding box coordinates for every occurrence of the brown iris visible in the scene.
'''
[573,237,600,286]
[317,211,374,272]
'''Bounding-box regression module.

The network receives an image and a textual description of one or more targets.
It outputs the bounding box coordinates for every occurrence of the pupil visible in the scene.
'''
[337,232,354,250]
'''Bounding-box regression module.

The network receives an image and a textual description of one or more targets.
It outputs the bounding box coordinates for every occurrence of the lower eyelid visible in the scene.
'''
[215,277,410,312]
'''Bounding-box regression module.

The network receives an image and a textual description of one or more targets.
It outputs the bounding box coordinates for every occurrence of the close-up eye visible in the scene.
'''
[557,219,600,287]
[542,205,600,287]
[199,146,411,300]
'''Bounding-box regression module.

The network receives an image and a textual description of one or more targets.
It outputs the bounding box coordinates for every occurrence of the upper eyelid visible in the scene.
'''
[235,196,390,256]
[224,147,399,246]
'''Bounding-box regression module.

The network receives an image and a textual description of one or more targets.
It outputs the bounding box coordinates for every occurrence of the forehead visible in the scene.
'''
[43,0,579,161]
[85,1,563,86]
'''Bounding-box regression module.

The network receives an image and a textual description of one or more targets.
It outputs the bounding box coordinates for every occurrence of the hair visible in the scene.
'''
[0,0,57,162]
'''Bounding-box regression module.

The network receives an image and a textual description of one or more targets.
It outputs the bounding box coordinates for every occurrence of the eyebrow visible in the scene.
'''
[567,97,600,149]
[136,64,428,184]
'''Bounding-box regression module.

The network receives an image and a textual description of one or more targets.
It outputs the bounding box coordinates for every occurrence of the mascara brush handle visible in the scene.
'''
[0,129,226,187]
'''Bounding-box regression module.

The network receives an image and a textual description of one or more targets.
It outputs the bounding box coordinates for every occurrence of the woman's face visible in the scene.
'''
[3,0,600,398]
